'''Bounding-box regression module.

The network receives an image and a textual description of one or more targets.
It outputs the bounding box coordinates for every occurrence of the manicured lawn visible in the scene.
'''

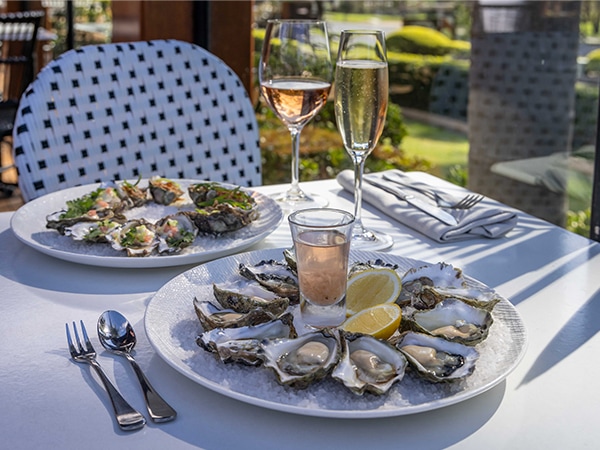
[401,119,469,178]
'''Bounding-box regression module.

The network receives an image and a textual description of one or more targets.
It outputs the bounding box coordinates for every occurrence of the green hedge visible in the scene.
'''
[386,26,470,56]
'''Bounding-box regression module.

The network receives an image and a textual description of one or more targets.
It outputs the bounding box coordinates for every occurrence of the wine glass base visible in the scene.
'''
[350,229,394,251]
[271,191,329,211]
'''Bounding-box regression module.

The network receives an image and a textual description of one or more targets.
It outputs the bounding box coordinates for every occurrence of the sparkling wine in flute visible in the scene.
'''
[261,78,331,128]
[294,229,350,307]
[335,60,388,154]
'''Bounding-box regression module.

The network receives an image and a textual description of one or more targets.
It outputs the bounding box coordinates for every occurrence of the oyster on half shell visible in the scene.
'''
[212,278,290,315]
[197,313,297,366]
[155,212,198,254]
[332,332,407,396]
[394,331,479,383]
[404,298,493,346]
[398,262,466,310]
[260,328,341,389]
[238,259,299,303]
[193,298,282,331]
[106,219,158,257]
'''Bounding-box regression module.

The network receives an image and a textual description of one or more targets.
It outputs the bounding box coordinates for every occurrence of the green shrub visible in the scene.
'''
[386,26,470,56]
[585,48,600,75]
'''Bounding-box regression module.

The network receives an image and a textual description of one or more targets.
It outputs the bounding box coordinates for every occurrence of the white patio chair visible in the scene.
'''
[12,39,261,202]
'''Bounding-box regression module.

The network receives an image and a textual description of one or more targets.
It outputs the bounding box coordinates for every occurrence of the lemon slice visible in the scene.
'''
[341,303,402,340]
[346,268,402,316]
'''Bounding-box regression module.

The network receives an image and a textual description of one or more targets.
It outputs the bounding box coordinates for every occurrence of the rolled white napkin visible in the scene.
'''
[337,169,518,243]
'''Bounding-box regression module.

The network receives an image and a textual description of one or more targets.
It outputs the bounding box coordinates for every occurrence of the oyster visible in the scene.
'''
[420,286,501,312]
[119,178,148,208]
[155,213,198,254]
[238,259,299,303]
[260,328,341,389]
[332,332,407,395]
[187,182,258,234]
[148,176,184,205]
[395,331,479,382]
[348,259,399,277]
[404,298,493,346]
[193,298,282,331]
[212,278,290,315]
[46,184,129,233]
[106,219,158,256]
[398,262,466,309]
[197,313,297,366]
[283,248,297,274]
[64,218,123,243]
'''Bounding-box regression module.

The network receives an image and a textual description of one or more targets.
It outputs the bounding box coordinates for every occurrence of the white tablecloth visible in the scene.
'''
[1,177,599,449]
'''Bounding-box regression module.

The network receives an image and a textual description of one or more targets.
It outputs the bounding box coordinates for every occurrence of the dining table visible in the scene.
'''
[1,175,599,449]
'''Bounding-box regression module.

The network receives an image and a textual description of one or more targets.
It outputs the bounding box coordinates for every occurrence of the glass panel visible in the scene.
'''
[253,1,597,238]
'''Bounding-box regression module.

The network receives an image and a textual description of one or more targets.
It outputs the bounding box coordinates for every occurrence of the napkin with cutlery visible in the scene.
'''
[336,169,518,243]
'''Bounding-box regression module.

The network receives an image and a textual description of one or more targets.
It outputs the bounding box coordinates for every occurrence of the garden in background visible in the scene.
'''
[255,1,600,237]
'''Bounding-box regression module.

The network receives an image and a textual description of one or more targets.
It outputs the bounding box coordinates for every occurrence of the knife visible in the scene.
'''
[364,177,458,226]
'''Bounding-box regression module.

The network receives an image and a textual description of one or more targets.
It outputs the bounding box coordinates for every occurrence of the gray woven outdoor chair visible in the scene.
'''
[12,39,261,202]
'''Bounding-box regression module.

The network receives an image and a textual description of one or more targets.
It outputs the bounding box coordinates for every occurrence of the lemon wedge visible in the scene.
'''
[345,268,402,316]
[341,303,402,340]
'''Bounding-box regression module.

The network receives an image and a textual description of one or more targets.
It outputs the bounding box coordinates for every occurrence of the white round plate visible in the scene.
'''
[145,248,527,418]
[10,180,283,268]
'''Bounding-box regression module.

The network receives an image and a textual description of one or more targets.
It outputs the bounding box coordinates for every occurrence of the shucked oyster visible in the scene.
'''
[187,182,258,234]
[212,278,290,316]
[197,313,297,366]
[332,332,407,396]
[238,260,299,303]
[46,184,127,233]
[404,298,493,346]
[148,176,184,205]
[394,331,479,383]
[106,219,158,257]
[260,328,341,389]
[64,218,123,243]
[398,262,466,310]
[193,298,282,331]
[155,212,198,254]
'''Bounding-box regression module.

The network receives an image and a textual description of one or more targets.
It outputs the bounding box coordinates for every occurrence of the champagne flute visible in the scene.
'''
[259,19,332,210]
[334,30,393,250]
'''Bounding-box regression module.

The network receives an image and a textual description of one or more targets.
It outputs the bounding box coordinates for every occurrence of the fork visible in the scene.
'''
[381,173,484,209]
[66,320,146,431]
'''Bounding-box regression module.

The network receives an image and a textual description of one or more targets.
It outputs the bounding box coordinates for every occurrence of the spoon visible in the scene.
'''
[98,310,177,423]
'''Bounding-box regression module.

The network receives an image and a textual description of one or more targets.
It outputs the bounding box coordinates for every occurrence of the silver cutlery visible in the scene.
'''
[364,177,458,226]
[97,310,177,423]
[381,172,484,209]
[66,320,146,431]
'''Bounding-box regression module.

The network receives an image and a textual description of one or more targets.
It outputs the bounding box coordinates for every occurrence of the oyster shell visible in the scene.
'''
[197,313,297,366]
[282,248,297,274]
[148,176,184,205]
[187,182,258,234]
[46,183,129,233]
[64,218,123,243]
[398,262,466,309]
[106,219,158,257]
[118,179,148,208]
[260,328,341,389]
[348,259,399,277]
[193,298,281,331]
[238,259,299,303]
[420,286,501,312]
[155,212,198,254]
[404,298,493,346]
[332,332,407,395]
[395,331,479,382]
[212,278,290,315]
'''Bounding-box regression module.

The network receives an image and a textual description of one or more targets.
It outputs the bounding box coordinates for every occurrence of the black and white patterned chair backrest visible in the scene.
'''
[13,39,261,202]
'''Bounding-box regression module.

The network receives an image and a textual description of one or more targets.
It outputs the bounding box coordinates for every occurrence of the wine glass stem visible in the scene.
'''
[352,153,368,233]
[287,127,305,199]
